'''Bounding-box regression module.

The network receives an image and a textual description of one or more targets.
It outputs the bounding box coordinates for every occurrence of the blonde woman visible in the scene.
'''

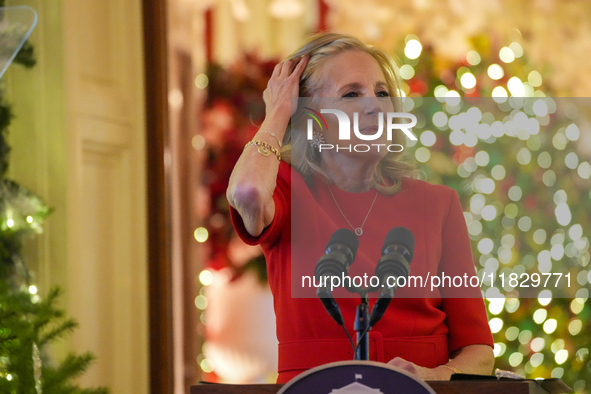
[227,33,494,383]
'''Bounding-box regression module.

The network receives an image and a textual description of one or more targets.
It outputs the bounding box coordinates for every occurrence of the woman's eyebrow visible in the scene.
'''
[338,81,389,92]
[375,81,388,90]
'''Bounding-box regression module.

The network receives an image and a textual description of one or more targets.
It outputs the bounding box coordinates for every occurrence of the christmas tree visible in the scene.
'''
[397,33,590,392]
[0,4,108,392]
[193,35,590,390]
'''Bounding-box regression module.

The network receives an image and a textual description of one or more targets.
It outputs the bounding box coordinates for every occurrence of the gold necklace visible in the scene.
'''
[328,185,378,236]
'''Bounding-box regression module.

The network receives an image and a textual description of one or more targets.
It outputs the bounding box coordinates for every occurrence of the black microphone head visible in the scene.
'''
[382,227,415,261]
[326,228,359,260]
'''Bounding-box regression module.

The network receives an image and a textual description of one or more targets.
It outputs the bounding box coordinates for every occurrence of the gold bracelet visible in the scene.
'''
[244,140,281,161]
[258,130,283,148]
[441,364,461,374]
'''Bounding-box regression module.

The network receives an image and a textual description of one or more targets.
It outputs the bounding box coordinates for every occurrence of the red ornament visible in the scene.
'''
[524,195,538,211]
[408,79,429,96]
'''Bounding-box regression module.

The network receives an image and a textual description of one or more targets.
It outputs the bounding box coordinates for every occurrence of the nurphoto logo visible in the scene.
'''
[304,107,418,153]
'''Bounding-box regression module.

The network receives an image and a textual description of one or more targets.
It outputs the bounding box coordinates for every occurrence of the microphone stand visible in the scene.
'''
[316,227,413,362]
[354,293,370,360]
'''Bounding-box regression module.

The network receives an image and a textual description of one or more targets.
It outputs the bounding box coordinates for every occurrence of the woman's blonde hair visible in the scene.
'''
[280,32,418,195]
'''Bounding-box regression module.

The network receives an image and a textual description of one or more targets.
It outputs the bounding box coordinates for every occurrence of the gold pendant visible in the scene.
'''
[258,146,270,156]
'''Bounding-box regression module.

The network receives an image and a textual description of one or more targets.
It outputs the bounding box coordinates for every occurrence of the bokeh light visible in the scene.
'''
[199,270,214,286]
[466,51,481,65]
[499,47,515,63]
[400,64,415,80]
[488,64,504,80]
[489,317,504,333]
[194,227,209,242]
[404,39,422,59]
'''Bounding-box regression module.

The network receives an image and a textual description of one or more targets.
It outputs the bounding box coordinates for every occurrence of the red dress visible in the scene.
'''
[231,161,494,383]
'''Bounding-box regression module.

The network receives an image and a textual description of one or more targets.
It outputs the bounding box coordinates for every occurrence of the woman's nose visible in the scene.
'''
[362,95,382,115]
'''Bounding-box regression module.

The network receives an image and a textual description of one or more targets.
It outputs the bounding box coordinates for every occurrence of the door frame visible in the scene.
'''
[142,0,174,392]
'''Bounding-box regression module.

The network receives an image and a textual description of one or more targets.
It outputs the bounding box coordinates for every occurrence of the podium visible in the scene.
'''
[191,380,565,394]
[191,360,571,394]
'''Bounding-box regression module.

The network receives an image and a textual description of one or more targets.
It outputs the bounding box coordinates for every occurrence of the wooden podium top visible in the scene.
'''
[191,380,557,394]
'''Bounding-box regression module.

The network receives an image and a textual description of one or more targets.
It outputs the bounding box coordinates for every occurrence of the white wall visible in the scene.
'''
[6,1,149,392]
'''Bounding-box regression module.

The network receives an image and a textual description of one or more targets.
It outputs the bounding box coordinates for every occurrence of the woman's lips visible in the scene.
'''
[358,125,380,135]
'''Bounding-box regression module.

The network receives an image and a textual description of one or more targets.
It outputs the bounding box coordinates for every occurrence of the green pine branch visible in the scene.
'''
[0,285,111,393]
[13,41,36,68]
[42,353,109,394]
[0,101,13,176]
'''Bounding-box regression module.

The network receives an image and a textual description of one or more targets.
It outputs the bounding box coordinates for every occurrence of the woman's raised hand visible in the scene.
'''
[227,55,309,238]
[263,54,310,120]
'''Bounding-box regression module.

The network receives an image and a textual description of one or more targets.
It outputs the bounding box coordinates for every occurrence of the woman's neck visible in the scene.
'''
[320,153,380,193]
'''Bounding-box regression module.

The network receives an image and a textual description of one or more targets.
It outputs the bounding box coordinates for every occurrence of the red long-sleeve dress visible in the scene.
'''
[231,161,494,383]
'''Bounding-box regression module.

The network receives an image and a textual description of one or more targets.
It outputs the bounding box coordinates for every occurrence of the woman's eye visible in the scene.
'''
[342,91,389,98]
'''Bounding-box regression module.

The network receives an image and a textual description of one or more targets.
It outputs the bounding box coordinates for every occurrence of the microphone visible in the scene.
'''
[315,229,359,326]
[369,227,414,327]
